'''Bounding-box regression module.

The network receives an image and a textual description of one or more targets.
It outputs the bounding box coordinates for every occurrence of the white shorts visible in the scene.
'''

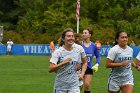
[54,89,80,93]
[108,78,134,92]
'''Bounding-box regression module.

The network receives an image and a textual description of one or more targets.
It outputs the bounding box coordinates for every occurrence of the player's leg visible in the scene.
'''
[84,67,93,93]
[121,81,134,93]
[121,85,133,93]
[6,48,10,55]
[9,48,11,55]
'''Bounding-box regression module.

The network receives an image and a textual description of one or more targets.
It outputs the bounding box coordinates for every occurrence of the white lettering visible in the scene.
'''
[100,48,106,55]
[31,46,36,53]
[38,46,42,53]
[44,46,49,53]
[24,46,30,53]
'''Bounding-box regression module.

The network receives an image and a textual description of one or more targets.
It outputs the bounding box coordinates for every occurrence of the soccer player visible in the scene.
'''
[6,39,14,55]
[48,28,87,93]
[106,31,139,93]
[82,28,100,93]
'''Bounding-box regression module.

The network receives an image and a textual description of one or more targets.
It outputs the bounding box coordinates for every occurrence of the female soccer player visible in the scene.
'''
[48,28,87,93]
[82,28,100,93]
[106,31,139,93]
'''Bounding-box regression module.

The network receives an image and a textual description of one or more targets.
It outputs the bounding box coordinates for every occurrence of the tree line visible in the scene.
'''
[0,0,140,45]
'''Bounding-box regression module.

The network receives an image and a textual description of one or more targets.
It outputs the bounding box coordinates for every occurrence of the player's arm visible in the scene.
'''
[79,57,87,80]
[48,57,72,73]
[136,59,140,66]
[105,58,129,68]
[136,59,140,71]
[79,47,87,80]
[94,45,101,64]
[106,47,129,68]
[131,60,140,71]
[132,60,137,68]
[92,45,100,72]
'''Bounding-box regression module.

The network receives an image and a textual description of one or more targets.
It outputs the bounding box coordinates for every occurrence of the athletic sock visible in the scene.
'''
[84,91,90,93]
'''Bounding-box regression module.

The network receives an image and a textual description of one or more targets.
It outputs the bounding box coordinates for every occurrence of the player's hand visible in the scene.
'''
[79,73,84,80]
[65,57,72,63]
[92,64,99,72]
[136,65,140,71]
[63,57,72,65]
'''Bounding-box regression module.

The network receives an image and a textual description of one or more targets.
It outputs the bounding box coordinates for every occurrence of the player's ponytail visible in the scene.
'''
[58,37,64,47]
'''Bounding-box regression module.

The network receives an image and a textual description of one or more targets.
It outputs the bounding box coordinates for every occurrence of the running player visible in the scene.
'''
[106,30,139,93]
[48,28,87,93]
[82,28,100,93]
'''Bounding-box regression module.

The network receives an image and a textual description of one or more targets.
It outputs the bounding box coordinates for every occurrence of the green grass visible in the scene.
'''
[0,56,139,93]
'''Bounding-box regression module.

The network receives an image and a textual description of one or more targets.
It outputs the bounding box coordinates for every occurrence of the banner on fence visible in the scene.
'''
[0,44,139,57]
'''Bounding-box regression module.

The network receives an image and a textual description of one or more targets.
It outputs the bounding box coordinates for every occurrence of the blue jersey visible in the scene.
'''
[82,41,100,68]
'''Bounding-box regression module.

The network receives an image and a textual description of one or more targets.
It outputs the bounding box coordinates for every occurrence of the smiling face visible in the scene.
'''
[64,31,75,46]
[116,32,128,48]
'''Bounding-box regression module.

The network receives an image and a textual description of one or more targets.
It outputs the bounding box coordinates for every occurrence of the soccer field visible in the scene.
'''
[0,56,139,93]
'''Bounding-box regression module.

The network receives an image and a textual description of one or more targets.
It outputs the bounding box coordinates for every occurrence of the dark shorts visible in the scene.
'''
[85,67,93,75]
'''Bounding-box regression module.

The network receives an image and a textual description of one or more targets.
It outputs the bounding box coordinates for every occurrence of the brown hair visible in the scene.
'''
[114,30,127,46]
[58,28,74,47]
[84,28,93,35]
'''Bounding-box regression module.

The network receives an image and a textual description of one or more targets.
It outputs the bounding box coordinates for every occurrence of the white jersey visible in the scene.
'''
[7,41,13,48]
[50,45,86,90]
[107,45,133,82]
[136,52,140,61]
[72,43,86,63]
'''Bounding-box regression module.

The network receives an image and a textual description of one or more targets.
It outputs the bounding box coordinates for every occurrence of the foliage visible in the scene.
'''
[0,0,140,45]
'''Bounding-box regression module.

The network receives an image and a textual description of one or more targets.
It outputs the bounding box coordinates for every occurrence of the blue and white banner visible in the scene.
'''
[0,44,139,57]
[0,44,57,55]
[100,46,140,57]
